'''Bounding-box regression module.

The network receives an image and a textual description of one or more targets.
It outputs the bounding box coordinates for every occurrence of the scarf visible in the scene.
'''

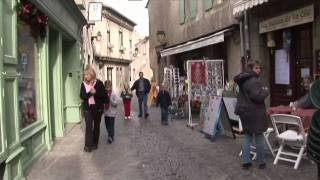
[105,90,112,110]
[83,81,96,105]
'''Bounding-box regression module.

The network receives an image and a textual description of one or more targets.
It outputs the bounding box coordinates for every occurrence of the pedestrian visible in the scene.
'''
[234,60,269,170]
[80,66,107,152]
[156,83,172,125]
[104,80,119,144]
[131,72,151,118]
[121,83,133,119]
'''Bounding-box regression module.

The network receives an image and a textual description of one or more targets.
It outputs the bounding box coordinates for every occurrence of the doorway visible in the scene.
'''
[49,28,64,138]
[62,38,81,132]
[269,24,313,106]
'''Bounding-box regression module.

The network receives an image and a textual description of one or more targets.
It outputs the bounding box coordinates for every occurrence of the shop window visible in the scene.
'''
[204,0,213,11]
[119,31,123,46]
[107,30,110,43]
[107,67,112,81]
[17,22,41,128]
[129,39,132,49]
[179,0,186,24]
[189,0,198,19]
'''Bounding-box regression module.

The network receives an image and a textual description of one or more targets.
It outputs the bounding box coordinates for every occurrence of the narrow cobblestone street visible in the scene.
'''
[27,98,317,180]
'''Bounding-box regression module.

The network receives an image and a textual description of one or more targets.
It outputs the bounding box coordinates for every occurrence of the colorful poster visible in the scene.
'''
[191,62,207,86]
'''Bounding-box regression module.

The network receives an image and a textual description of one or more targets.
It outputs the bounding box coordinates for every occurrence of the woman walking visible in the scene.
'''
[234,61,269,169]
[80,67,107,152]
[104,80,119,144]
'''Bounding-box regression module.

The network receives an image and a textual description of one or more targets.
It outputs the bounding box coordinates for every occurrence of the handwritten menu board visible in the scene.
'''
[275,49,290,85]
[202,97,222,136]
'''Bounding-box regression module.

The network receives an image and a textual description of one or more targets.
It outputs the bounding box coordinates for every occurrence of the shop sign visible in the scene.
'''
[259,5,314,34]
[88,2,103,22]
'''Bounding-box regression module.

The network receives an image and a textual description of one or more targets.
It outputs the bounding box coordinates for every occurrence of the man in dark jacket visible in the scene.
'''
[234,61,269,170]
[156,84,172,125]
[131,72,151,118]
[290,77,315,109]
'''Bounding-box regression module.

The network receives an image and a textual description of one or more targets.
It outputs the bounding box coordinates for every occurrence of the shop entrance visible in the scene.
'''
[269,24,313,106]
[62,39,81,132]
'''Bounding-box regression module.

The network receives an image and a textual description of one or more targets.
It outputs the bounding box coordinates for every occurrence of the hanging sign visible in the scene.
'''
[88,2,103,22]
[259,5,314,34]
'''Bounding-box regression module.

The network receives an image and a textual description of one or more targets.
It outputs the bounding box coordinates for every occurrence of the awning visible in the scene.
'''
[233,0,268,15]
[160,29,230,57]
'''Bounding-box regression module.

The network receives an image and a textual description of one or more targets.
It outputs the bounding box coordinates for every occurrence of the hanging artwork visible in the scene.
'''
[191,62,207,86]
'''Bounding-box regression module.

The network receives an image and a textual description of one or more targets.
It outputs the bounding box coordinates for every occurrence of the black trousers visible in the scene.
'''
[318,163,320,180]
[83,107,103,148]
[105,116,115,139]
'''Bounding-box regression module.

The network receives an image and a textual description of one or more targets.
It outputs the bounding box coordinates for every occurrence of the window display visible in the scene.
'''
[17,22,41,128]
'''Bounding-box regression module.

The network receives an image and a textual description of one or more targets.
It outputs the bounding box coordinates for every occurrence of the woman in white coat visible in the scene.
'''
[104,80,119,144]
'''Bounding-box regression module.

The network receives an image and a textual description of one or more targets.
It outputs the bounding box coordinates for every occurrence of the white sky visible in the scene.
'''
[102,0,149,36]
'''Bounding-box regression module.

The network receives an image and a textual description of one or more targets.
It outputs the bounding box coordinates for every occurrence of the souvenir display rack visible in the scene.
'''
[163,67,180,99]
[187,60,225,128]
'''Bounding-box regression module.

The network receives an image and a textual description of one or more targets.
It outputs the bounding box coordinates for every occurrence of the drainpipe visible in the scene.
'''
[239,16,245,71]
[244,10,250,65]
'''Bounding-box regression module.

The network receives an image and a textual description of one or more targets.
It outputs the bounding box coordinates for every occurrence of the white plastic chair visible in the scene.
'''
[270,114,307,170]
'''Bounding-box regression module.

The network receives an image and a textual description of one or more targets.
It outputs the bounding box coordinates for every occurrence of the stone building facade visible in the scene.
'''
[130,36,153,86]
[147,0,241,84]
[92,4,140,92]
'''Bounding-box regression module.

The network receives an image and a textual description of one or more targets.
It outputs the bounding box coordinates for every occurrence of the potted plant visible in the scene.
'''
[222,80,239,121]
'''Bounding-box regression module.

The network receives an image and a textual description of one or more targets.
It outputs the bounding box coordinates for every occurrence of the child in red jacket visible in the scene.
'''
[121,83,133,119]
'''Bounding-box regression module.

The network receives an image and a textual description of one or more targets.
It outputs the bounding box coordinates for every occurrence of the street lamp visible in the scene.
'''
[156,30,166,44]
[91,31,102,41]
[133,47,139,57]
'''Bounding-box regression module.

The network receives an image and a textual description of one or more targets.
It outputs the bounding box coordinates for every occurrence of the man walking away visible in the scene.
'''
[156,84,172,125]
[131,72,151,118]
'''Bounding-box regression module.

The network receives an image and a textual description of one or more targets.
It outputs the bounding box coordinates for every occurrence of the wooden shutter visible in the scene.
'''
[189,0,197,19]
[179,0,185,24]
[204,0,213,11]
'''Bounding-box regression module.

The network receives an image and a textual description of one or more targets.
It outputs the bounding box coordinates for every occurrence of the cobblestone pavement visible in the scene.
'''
[27,98,317,180]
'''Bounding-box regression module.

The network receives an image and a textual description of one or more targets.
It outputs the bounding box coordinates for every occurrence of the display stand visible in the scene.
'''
[187,60,224,129]
[163,67,180,99]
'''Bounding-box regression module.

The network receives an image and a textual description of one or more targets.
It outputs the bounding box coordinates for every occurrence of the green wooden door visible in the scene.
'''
[1,0,18,162]
[3,0,19,151]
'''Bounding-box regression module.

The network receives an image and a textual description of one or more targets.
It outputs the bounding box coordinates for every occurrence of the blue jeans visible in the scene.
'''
[138,93,148,116]
[243,133,266,165]
[161,107,169,123]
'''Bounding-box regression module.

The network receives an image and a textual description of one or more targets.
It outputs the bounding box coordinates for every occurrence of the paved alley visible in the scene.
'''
[27,100,317,180]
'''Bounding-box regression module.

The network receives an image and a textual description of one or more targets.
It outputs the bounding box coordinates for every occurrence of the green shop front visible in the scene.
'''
[0,0,86,179]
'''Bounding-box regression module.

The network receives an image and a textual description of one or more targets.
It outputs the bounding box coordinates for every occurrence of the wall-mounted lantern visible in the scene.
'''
[156,30,166,44]
[133,47,139,57]
[91,31,102,41]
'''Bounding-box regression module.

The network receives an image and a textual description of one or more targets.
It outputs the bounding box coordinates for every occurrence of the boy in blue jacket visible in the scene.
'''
[156,84,172,125]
